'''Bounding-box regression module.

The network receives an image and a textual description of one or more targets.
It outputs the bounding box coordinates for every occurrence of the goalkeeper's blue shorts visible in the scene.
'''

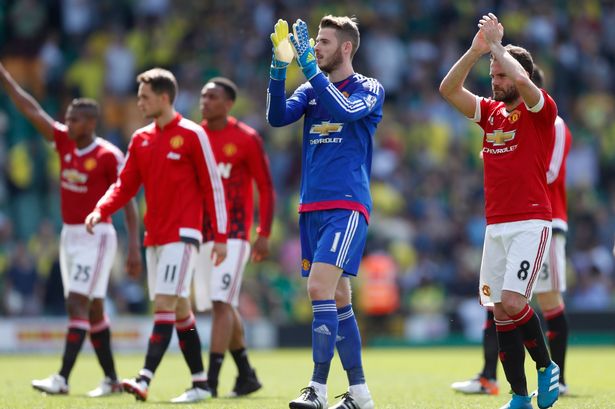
[299,209,368,277]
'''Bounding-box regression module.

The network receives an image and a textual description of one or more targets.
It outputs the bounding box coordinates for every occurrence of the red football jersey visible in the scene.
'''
[475,90,557,224]
[201,117,274,241]
[53,122,123,225]
[547,116,572,231]
[96,113,227,246]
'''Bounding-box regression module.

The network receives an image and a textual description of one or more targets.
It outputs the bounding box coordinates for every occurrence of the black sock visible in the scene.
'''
[90,321,117,381]
[511,305,550,369]
[208,352,225,388]
[496,320,527,396]
[175,314,206,389]
[231,347,253,378]
[545,306,568,384]
[481,310,498,380]
[143,312,175,376]
[59,320,89,381]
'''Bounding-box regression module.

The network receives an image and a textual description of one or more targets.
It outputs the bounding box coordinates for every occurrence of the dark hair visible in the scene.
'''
[137,68,178,103]
[319,15,360,58]
[208,77,237,101]
[68,98,99,119]
[500,44,534,77]
[531,64,544,88]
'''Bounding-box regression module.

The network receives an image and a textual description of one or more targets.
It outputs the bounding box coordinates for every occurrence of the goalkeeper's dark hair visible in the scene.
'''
[491,44,534,77]
[68,98,100,119]
[531,64,544,88]
[137,67,178,103]
[319,15,360,58]
[208,77,237,101]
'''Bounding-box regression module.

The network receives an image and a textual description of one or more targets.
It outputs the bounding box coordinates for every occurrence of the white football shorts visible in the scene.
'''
[193,239,250,311]
[60,223,117,299]
[534,232,566,293]
[479,219,551,305]
[146,241,197,300]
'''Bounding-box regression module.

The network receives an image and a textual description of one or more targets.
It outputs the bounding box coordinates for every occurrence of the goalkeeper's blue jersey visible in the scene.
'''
[267,71,384,222]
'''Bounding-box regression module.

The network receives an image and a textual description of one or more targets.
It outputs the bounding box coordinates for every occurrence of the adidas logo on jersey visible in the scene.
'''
[314,324,331,336]
[309,99,317,105]
[336,335,345,342]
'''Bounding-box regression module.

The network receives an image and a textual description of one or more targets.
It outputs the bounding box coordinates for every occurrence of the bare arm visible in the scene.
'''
[480,13,542,108]
[0,63,55,141]
[122,199,142,278]
[439,30,490,118]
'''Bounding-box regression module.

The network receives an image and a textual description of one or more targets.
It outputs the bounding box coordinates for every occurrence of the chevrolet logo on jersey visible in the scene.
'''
[310,122,344,136]
[486,130,516,146]
[62,168,87,183]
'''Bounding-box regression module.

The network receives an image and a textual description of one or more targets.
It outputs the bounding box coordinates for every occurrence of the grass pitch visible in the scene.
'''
[0,347,613,408]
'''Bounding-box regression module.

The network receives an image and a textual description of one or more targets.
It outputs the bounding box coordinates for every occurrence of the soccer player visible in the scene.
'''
[85,68,228,403]
[451,65,573,397]
[267,16,383,409]
[192,77,274,397]
[439,13,560,409]
[0,62,142,397]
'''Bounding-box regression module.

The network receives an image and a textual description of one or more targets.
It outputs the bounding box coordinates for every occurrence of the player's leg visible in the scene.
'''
[123,242,195,401]
[330,277,374,409]
[228,306,262,397]
[171,295,211,403]
[535,232,568,392]
[87,298,122,397]
[32,225,101,394]
[451,308,499,395]
[501,221,558,408]
[86,228,121,397]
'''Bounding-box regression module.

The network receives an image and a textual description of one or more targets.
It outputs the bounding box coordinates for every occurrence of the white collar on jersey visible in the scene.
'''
[75,137,100,157]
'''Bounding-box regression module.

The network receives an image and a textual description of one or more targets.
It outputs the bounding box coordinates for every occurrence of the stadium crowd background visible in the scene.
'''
[1,0,614,341]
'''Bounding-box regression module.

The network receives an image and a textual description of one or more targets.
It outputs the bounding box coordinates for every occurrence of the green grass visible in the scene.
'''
[1,347,613,408]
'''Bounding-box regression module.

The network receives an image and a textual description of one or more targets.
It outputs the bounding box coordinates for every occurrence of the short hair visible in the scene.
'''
[207,77,237,101]
[497,44,534,77]
[137,68,178,103]
[68,98,99,119]
[531,64,544,88]
[319,15,360,58]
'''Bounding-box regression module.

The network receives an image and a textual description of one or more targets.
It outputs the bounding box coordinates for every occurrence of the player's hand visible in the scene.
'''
[85,211,101,234]
[126,243,142,278]
[211,242,227,266]
[288,19,319,80]
[270,19,294,80]
[251,235,270,262]
[478,13,504,46]
[470,29,491,56]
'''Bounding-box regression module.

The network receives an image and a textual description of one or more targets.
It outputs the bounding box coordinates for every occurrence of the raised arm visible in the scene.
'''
[439,30,490,118]
[480,13,542,108]
[0,63,55,140]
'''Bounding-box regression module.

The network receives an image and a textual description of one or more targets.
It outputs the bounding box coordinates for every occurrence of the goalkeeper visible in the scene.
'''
[266,15,384,409]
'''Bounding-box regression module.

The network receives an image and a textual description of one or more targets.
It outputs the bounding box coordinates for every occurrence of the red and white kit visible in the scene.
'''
[194,117,274,310]
[95,113,227,298]
[473,90,557,304]
[536,116,572,294]
[54,122,123,298]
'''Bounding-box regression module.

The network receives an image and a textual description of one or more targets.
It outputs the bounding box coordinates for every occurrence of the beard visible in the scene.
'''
[493,85,520,104]
[318,47,344,74]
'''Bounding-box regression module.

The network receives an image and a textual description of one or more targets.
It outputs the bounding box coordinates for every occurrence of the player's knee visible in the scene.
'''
[65,293,89,318]
[307,281,333,301]
[500,291,528,316]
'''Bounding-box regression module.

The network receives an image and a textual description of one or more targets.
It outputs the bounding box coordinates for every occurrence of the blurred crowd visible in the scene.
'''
[1,0,614,335]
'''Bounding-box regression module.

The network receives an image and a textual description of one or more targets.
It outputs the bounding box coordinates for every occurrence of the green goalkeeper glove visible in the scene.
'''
[270,19,294,80]
[288,19,319,80]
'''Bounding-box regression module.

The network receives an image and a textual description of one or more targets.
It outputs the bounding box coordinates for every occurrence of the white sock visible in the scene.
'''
[308,381,327,397]
[349,383,370,397]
